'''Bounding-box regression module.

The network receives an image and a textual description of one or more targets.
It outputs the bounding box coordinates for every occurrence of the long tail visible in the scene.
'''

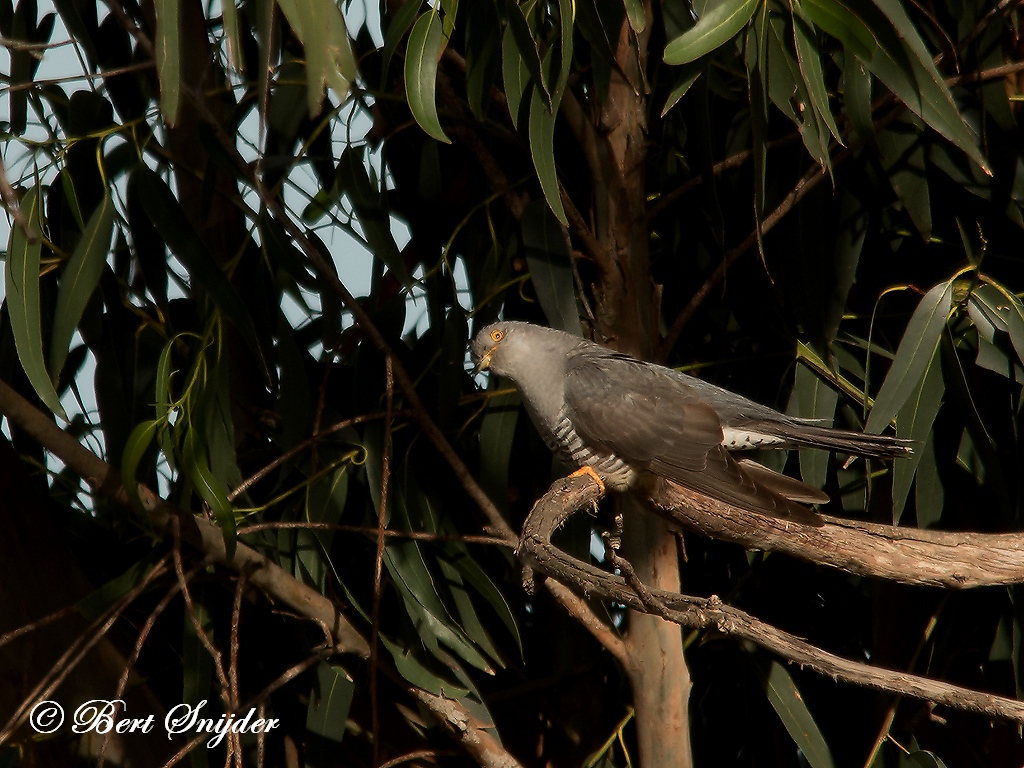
[765,421,913,457]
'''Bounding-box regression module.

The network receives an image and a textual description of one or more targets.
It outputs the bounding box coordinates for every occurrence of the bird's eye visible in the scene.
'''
[490,329,504,342]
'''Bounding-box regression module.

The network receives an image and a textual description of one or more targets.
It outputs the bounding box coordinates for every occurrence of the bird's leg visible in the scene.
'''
[568,465,606,495]
[602,511,668,618]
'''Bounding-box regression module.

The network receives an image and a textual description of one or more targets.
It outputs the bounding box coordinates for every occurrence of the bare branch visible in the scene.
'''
[0,379,525,768]
[518,473,1024,724]
[649,479,1024,588]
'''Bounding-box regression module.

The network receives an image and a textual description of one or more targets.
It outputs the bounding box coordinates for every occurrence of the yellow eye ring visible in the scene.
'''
[489,329,504,342]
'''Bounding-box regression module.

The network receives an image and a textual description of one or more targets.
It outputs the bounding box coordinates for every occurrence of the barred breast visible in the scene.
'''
[548,409,636,490]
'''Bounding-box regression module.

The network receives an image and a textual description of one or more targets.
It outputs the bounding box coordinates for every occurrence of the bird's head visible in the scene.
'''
[471,321,554,378]
[470,322,516,377]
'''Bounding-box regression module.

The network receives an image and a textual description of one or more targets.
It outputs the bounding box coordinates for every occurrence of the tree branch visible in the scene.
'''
[517,473,1024,724]
[647,478,1024,588]
[0,379,524,768]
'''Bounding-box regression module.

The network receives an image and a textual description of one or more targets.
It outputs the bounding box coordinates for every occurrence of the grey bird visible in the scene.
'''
[471,321,912,527]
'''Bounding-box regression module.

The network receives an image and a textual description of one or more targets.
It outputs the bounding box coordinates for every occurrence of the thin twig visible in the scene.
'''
[371,355,394,768]
[236,520,509,547]
[229,409,407,501]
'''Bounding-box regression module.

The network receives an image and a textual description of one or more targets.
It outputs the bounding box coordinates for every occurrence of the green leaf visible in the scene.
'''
[5,185,68,420]
[528,88,568,225]
[892,347,943,523]
[77,560,156,620]
[622,0,645,32]
[305,662,354,764]
[974,282,1024,369]
[879,118,931,240]
[154,0,181,125]
[661,65,703,117]
[556,0,575,100]
[405,7,451,143]
[221,0,244,72]
[464,1,501,120]
[183,427,237,561]
[865,281,953,434]
[521,199,580,334]
[805,0,988,173]
[382,0,422,84]
[792,16,842,144]
[121,419,159,516]
[503,0,550,104]
[756,658,837,768]
[136,166,268,381]
[50,192,113,381]
[663,0,759,65]
[442,543,522,657]
[842,53,875,148]
[479,390,519,515]
[277,0,356,114]
[380,635,469,697]
[435,549,506,668]
[336,148,412,287]
[384,539,494,673]
[904,751,949,768]
[501,26,531,128]
[797,0,874,60]
[914,434,943,528]
[788,361,839,491]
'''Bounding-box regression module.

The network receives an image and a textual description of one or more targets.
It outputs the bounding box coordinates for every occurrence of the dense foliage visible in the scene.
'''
[2,0,1024,766]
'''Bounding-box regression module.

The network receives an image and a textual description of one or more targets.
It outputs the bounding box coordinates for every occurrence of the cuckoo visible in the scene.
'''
[471,321,911,526]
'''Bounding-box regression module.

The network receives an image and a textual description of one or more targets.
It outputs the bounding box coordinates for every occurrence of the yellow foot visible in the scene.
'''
[569,465,606,495]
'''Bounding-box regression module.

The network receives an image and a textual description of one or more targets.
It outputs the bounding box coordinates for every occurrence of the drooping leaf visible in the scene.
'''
[663,0,759,65]
[789,361,839,491]
[802,0,988,173]
[220,0,243,72]
[405,7,451,143]
[479,390,519,515]
[528,88,567,225]
[135,166,268,381]
[865,281,953,434]
[755,657,837,768]
[792,16,842,144]
[501,26,531,128]
[661,64,703,116]
[277,0,356,115]
[154,0,181,125]
[382,0,422,83]
[878,118,932,240]
[305,662,355,766]
[622,0,645,32]
[183,427,236,561]
[521,199,580,334]
[892,347,943,523]
[914,434,943,528]
[121,418,159,516]
[5,185,68,420]
[503,0,550,104]
[49,192,113,381]
[336,148,412,287]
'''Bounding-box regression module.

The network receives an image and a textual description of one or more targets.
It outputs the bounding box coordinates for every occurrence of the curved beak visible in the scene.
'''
[472,348,494,375]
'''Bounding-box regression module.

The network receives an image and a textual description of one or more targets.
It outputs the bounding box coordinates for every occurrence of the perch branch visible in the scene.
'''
[517,473,1024,723]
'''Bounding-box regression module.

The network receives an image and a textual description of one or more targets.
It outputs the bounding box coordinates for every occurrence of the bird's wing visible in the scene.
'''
[563,354,824,525]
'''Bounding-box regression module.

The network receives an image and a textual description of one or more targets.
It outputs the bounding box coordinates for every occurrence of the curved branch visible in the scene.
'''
[0,379,523,768]
[647,479,1024,588]
[517,473,1024,724]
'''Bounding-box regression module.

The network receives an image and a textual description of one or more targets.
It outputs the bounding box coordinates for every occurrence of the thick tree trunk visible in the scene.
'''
[593,7,695,766]
[620,504,694,767]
